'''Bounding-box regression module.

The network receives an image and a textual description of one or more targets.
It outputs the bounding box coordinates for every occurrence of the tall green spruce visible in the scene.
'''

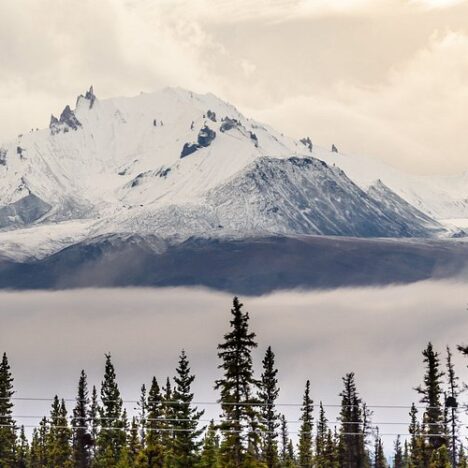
[162,377,176,466]
[172,350,205,467]
[259,346,280,468]
[198,419,221,468]
[46,395,73,467]
[338,372,369,468]
[95,353,127,466]
[215,296,260,468]
[372,434,387,468]
[16,425,30,468]
[297,380,313,468]
[72,369,91,468]
[0,352,16,466]
[445,346,460,466]
[416,342,446,458]
[140,376,165,466]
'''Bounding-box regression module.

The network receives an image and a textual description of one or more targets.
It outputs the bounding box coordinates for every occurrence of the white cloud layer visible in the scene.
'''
[1,0,468,174]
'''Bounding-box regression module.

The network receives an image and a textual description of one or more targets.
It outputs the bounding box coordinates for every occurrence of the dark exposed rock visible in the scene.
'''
[250,131,258,147]
[0,193,51,228]
[59,105,81,130]
[16,146,25,158]
[206,110,217,122]
[300,136,313,152]
[220,117,240,132]
[84,85,96,108]
[197,125,216,147]
[331,144,338,153]
[181,143,199,158]
[0,148,7,166]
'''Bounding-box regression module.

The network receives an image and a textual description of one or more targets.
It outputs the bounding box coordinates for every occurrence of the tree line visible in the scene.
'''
[1,296,468,467]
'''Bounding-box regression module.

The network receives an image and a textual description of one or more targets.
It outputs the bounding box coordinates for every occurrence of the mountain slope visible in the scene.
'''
[0,86,465,264]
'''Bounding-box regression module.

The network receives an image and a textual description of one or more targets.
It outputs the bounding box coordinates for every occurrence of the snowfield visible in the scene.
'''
[0,86,466,263]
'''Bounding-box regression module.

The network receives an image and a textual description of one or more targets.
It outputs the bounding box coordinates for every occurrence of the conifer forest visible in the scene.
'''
[0,297,467,468]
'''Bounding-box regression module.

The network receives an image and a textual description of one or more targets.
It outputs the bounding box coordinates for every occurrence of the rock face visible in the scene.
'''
[50,105,81,134]
[300,137,313,152]
[332,144,338,153]
[0,193,51,229]
[197,125,216,147]
[180,125,216,157]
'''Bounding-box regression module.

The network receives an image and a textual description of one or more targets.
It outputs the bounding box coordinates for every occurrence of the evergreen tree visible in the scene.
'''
[46,396,72,467]
[215,297,259,467]
[72,370,91,468]
[30,417,48,467]
[128,416,142,466]
[259,346,280,468]
[172,350,205,467]
[0,352,16,466]
[373,435,387,468]
[286,440,296,468]
[338,372,369,468]
[89,384,100,460]
[162,377,175,467]
[429,445,451,468]
[458,445,468,468]
[315,402,327,464]
[445,346,459,467]
[403,440,410,468]
[279,415,289,465]
[15,425,29,468]
[198,420,221,468]
[95,353,127,466]
[393,435,403,468]
[415,343,446,454]
[142,376,164,467]
[408,403,426,467]
[138,384,147,449]
[297,380,313,468]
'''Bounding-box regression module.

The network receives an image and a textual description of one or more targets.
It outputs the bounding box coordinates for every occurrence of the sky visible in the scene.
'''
[1,281,468,454]
[1,0,468,175]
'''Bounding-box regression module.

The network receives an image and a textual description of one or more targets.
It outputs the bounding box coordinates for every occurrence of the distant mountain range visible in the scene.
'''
[0,87,467,291]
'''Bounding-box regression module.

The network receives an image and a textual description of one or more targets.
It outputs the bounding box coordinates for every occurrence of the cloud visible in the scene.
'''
[1,281,468,448]
[248,31,468,174]
[1,0,468,174]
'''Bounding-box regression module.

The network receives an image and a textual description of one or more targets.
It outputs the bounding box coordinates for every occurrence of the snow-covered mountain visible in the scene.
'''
[0,86,466,263]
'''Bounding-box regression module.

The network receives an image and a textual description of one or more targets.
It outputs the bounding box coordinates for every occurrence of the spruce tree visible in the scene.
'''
[409,403,425,467]
[128,416,142,465]
[46,396,72,467]
[445,346,459,466]
[429,445,451,467]
[30,417,48,467]
[0,352,16,466]
[393,435,403,468]
[373,434,387,468]
[95,353,127,466]
[138,384,147,449]
[280,415,289,465]
[259,346,280,468]
[142,376,165,467]
[458,445,468,468]
[215,297,259,467]
[172,350,205,467]
[89,384,100,459]
[162,377,175,467]
[72,370,91,468]
[315,402,327,464]
[297,380,313,468]
[415,343,446,454]
[15,425,29,468]
[198,420,221,468]
[338,372,369,468]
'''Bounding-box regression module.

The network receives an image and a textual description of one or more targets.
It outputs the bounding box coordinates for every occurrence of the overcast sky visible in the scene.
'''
[1,0,468,174]
[1,281,468,452]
